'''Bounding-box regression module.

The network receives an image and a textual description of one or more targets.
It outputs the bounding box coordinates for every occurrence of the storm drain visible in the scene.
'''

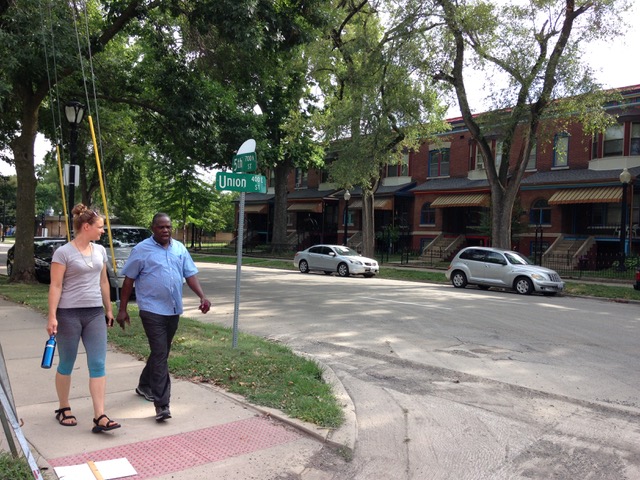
[49,416,302,479]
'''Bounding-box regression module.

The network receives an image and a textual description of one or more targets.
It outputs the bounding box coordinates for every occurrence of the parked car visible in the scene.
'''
[6,237,66,283]
[634,266,640,291]
[294,244,379,277]
[96,225,152,299]
[445,246,565,295]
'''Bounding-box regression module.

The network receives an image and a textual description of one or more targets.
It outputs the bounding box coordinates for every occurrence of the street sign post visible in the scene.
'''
[216,139,259,348]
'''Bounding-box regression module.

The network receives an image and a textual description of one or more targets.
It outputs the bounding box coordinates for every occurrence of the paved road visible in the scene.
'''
[4,245,640,478]
[184,262,640,479]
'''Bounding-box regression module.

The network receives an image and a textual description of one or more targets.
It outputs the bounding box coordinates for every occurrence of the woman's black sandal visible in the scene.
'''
[55,407,77,427]
[91,414,121,433]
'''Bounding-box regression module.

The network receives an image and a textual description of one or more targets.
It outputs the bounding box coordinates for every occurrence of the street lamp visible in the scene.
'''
[65,100,85,233]
[618,167,632,271]
[343,190,350,246]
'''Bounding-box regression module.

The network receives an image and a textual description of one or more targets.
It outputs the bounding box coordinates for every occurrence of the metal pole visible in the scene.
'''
[343,199,349,246]
[68,123,78,233]
[232,192,245,348]
[618,182,628,271]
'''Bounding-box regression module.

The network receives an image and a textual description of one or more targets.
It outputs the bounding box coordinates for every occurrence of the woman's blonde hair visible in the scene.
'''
[72,204,101,233]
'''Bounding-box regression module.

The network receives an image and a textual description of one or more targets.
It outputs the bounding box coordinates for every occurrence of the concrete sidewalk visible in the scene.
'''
[0,298,355,479]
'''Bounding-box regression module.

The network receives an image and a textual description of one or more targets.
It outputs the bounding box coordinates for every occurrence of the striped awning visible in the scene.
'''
[548,187,622,205]
[348,199,392,210]
[431,193,490,208]
[243,204,267,214]
[287,202,323,213]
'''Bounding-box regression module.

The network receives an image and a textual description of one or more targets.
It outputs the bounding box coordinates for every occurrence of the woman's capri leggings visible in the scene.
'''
[55,307,107,378]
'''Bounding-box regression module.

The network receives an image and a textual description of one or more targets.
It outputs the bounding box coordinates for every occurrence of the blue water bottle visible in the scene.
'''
[41,335,56,369]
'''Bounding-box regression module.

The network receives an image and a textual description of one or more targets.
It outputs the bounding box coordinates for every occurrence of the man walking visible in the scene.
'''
[116,213,211,422]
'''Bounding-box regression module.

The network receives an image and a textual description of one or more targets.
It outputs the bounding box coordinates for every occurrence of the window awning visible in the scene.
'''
[548,186,622,205]
[243,204,267,214]
[348,199,392,210]
[431,193,490,208]
[287,202,323,213]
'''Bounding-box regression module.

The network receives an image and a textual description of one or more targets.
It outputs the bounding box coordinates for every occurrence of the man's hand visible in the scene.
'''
[115,310,131,330]
[199,298,211,314]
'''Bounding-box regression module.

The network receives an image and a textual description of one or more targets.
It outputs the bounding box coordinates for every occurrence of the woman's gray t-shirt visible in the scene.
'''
[52,242,108,309]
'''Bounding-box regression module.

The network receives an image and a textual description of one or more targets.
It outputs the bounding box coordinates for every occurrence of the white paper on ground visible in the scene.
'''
[54,457,137,480]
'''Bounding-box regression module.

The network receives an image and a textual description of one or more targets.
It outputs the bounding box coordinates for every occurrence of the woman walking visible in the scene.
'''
[47,204,120,433]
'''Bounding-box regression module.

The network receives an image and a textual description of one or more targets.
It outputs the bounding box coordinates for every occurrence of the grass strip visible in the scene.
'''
[0,276,344,429]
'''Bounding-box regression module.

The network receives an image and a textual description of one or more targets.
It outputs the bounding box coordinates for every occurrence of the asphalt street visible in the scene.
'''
[184,261,640,479]
[3,244,640,478]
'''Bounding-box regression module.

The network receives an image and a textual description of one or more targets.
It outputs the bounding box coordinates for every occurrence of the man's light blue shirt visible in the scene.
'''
[120,237,198,315]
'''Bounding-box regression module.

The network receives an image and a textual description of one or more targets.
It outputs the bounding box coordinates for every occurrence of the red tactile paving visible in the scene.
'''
[49,416,303,479]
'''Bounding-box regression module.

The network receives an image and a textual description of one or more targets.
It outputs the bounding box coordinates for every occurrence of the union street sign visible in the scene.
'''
[216,171,267,193]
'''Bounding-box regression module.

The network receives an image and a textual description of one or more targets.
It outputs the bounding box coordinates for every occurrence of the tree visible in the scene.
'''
[402,0,628,249]
[314,0,448,256]
[0,0,157,282]
[176,0,332,252]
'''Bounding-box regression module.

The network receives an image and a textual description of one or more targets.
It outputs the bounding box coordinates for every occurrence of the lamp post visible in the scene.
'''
[618,167,632,272]
[65,100,85,233]
[343,190,350,246]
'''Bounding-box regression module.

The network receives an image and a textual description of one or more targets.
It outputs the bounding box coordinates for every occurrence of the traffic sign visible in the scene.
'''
[232,152,257,173]
[216,171,267,193]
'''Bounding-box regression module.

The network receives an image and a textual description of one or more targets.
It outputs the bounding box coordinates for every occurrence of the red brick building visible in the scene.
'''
[242,85,640,262]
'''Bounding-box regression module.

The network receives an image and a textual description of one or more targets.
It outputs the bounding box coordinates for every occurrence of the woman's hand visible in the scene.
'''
[47,317,58,336]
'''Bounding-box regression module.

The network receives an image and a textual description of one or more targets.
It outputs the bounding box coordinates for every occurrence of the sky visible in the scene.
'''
[2,4,639,177]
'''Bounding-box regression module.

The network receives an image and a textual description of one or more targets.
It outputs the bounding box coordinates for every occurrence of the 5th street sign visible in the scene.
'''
[232,152,257,173]
[216,171,267,193]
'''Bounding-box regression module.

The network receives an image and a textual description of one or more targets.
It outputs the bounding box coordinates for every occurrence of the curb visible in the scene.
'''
[196,353,357,455]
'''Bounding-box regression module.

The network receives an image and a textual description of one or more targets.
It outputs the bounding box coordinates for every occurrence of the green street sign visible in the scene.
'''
[232,152,257,173]
[216,171,267,193]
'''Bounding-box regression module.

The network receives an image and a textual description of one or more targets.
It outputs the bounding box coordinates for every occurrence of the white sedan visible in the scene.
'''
[293,244,379,277]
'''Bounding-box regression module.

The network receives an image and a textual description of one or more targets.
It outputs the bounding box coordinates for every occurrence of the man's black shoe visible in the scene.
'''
[135,387,154,402]
[155,405,171,422]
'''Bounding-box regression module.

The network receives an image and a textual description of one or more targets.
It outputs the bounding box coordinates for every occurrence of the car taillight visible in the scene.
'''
[635,268,640,281]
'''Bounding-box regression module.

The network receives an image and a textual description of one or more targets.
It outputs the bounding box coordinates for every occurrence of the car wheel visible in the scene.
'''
[337,263,350,277]
[514,277,534,295]
[478,285,490,290]
[451,271,467,288]
[298,260,309,274]
[6,261,11,277]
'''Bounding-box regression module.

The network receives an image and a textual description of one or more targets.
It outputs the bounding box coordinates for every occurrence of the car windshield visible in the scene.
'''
[333,246,361,257]
[504,251,533,265]
[34,241,64,256]
[98,228,151,248]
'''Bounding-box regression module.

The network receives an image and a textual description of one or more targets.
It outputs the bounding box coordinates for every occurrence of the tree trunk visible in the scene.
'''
[271,163,290,253]
[361,192,375,257]
[490,181,518,250]
[9,98,39,283]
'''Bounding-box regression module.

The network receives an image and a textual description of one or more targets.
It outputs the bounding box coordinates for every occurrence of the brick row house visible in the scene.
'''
[241,84,640,264]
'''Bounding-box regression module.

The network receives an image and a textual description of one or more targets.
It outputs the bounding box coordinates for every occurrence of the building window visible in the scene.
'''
[320,169,331,183]
[526,141,537,170]
[494,141,503,170]
[603,124,623,157]
[475,145,485,170]
[553,133,569,167]
[386,153,409,177]
[591,134,599,159]
[529,199,551,225]
[294,168,308,188]
[420,202,435,225]
[630,123,640,156]
[428,148,450,177]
